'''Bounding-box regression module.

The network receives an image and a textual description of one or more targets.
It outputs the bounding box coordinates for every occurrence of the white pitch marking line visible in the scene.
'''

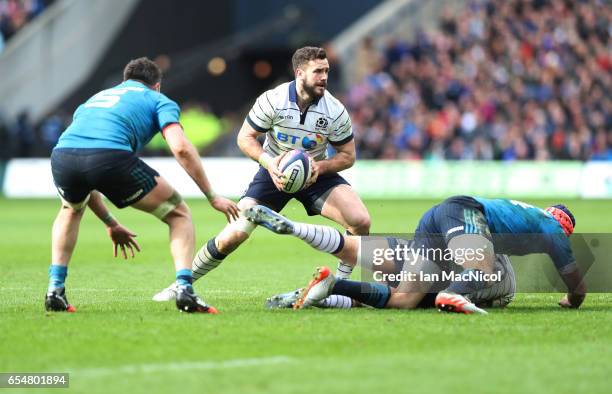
[70,356,295,378]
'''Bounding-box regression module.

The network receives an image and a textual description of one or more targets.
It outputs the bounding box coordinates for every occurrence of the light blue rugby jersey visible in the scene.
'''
[474,197,576,272]
[55,80,179,152]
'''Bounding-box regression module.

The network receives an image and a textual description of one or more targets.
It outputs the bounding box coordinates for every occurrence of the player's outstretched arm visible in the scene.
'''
[237,121,285,190]
[164,124,239,221]
[558,267,587,308]
[87,191,141,259]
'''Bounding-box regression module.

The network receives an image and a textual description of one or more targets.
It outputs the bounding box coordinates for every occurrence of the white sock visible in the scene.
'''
[318,295,353,309]
[336,230,357,278]
[335,261,354,279]
[291,222,343,254]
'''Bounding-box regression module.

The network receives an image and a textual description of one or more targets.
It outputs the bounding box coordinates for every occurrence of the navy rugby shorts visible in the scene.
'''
[51,148,159,208]
[413,195,492,258]
[242,166,349,216]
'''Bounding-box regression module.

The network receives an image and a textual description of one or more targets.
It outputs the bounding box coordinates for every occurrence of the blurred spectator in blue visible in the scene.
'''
[40,114,63,154]
[12,111,35,157]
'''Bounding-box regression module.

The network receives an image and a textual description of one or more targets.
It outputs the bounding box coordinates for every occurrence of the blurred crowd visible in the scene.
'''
[0,0,52,53]
[0,110,65,159]
[2,0,610,162]
[347,0,611,161]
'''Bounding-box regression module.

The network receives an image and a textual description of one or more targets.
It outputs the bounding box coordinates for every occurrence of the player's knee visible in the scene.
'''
[154,192,187,222]
[60,205,86,218]
[208,197,257,254]
[237,197,257,211]
[175,201,191,217]
[348,213,371,235]
[60,194,90,212]
[216,230,249,254]
[162,208,193,231]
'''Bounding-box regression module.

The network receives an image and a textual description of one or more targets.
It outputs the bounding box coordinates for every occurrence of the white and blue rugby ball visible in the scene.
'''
[278,149,312,194]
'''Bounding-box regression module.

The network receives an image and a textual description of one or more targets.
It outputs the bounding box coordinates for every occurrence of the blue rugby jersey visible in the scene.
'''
[474,198,576,272]
[55,80,179,152]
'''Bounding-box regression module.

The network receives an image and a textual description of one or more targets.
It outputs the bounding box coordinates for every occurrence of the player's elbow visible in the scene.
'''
[236,134,248,152]
[237,133,257,155]
[341,152,356,169]
[346,154,356,167]
[170,140,194,159]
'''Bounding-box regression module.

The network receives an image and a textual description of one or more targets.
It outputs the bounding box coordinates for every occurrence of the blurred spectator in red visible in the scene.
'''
[0,0,51,51]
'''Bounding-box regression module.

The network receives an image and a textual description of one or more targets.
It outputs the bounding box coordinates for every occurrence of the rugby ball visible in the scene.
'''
[278,150,312,194]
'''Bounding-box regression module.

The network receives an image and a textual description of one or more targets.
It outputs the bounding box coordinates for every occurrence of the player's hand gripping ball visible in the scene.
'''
[278,149,312,194]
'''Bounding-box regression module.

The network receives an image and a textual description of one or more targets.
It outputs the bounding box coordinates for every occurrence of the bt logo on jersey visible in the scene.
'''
[276,132,324,150]
[276,132,301,145]
[302,134,324,149]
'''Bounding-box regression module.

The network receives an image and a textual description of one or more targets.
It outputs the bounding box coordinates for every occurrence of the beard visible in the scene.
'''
[303,79,326,99]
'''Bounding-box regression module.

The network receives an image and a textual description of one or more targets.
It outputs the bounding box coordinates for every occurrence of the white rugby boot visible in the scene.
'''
[294,266,336,310]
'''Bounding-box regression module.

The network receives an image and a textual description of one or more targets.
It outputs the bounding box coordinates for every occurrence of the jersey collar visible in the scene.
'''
[123,79,149,89]
[288,80,321,106]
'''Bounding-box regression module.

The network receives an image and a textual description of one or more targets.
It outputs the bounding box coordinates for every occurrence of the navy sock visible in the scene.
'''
[207,238,227,260]
[331,279,391,309]
[48,264,68,292]
[446,269,487,294]
[176,268,193,288]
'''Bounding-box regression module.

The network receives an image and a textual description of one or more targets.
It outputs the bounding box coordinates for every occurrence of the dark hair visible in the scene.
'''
[552,204,576,227]
[291,46,327,71]
[123,57,162,86]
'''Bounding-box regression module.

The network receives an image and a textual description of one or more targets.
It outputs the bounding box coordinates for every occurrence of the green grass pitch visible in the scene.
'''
[1,198,611,394]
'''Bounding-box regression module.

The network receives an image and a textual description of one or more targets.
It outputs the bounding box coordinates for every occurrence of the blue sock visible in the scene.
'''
[176,268,193,288]
[48,264,68,292]
[446,269,487,294]
[331,279,391,309]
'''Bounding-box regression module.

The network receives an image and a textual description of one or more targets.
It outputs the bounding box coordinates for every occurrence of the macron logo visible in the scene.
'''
[123,189,144,203]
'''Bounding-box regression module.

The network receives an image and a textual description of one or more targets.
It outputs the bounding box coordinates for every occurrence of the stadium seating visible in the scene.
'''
[347,0,611,161]
[0,0,610,161]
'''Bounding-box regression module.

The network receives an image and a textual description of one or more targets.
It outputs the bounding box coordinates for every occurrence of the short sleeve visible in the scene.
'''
[155,94,181,130]
[246,90,276,132]
[328,107,353,146]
